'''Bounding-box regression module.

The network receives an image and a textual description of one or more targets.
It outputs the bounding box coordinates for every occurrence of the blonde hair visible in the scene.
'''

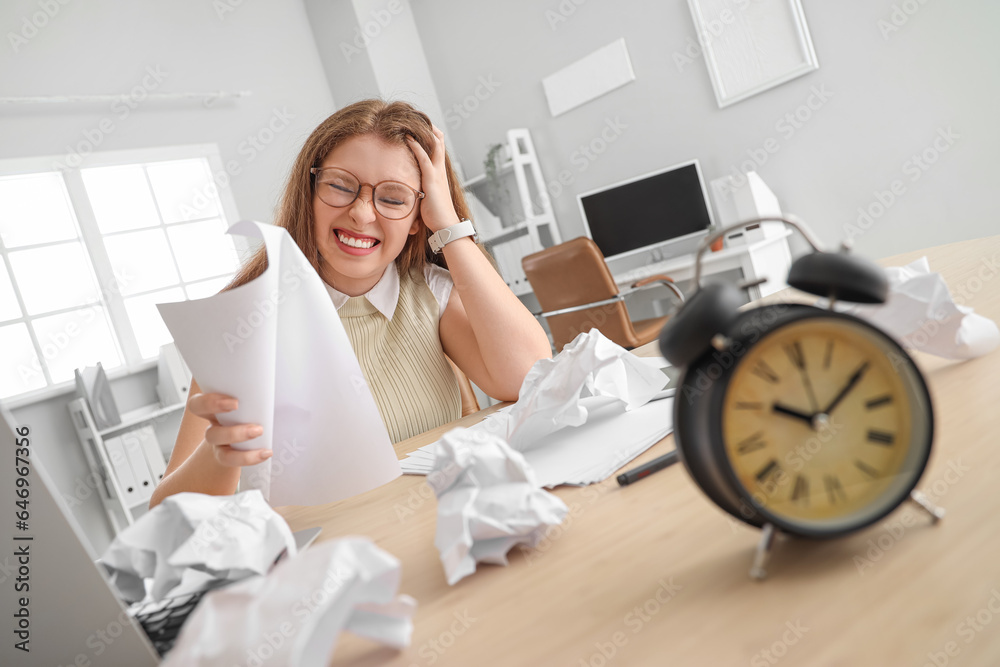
[223,99,474,292]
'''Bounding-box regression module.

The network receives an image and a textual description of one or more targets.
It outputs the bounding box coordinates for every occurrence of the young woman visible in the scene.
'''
[149,100,551,508]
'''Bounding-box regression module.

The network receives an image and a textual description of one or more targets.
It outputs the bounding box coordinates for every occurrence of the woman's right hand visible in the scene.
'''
[186,391,272,467]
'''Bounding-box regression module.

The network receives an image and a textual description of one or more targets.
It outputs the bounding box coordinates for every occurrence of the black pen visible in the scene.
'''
[617,450,680,486]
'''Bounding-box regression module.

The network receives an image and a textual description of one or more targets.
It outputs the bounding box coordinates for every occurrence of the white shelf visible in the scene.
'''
[98,402,186,437]
[481,220,530,245]
[460,129,561,297]
[461,160,514,189]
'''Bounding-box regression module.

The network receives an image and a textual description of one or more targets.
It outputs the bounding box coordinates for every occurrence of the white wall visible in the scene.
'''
[304,0,448,137]
[410,0,1000,260]
[1,0,337,554]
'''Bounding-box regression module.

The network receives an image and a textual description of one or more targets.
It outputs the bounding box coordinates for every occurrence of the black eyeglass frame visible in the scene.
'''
[309,166,425,220]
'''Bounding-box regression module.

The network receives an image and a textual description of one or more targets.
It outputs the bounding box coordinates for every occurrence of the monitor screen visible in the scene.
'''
[577,160,714,261]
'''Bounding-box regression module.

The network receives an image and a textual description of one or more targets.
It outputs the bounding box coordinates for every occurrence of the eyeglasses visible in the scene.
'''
[310,166,424,220]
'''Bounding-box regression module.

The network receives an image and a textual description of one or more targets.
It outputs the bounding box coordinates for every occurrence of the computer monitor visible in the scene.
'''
[577,159,715,264]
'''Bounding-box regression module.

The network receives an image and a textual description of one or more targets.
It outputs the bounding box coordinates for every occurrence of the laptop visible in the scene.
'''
[0,401,320,665]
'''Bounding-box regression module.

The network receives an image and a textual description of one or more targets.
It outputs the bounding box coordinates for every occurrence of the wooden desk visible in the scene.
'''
[280,235,1000,666]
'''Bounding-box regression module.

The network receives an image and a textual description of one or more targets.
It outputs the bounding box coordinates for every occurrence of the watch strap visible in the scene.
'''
[428,219,478,254]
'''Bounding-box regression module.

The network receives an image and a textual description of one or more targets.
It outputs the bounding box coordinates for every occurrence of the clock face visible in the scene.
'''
[720,315,933,533]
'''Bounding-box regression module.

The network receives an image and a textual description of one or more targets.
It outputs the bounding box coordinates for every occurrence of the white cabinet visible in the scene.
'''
[67,398,183,533]
[463,128,562,295]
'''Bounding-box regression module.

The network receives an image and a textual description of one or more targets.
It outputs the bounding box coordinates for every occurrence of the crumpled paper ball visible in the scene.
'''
[163,537,416,667]
[427,428,569,585]
[100,490,295,602]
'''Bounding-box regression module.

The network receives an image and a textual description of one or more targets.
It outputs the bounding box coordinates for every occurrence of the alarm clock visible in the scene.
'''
[658,216,943,579]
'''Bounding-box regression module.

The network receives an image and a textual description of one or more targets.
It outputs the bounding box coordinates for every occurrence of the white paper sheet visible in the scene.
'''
[402,398,672,487]
[163,537,416,667]
[400,331,673,487]
[156,221,400,506]
[100,490,295,603]
[427,429,569,585]
[839,257,999,360]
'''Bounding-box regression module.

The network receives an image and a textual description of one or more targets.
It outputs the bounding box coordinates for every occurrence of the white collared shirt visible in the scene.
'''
[322,262,454,321]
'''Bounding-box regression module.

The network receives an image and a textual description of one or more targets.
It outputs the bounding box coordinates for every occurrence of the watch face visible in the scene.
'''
[719,314,933,535]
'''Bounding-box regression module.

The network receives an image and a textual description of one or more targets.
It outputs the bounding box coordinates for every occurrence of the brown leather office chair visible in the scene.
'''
[446,357,480,417]
[522,237,685,352]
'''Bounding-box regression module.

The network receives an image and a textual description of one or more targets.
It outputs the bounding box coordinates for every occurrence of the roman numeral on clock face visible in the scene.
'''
[755,459,782,486]
[865,395,892,410]
[855,460,880,478]
[784,341,806,369]
[824,474,847,504]
[867,430,895,445]
[737,431,767,454]
[791,475,809,504]
[751,360,780,384]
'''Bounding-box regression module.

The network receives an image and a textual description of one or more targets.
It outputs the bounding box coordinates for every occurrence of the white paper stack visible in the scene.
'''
[400,331,675,487]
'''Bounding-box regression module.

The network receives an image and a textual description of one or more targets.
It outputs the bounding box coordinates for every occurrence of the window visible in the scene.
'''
[0,146,245,405]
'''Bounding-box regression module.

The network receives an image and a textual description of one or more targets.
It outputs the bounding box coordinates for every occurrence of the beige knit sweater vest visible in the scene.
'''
[337,267,462,444]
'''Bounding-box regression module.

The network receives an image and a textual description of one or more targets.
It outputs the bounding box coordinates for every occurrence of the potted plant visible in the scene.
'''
[483,143,515,228]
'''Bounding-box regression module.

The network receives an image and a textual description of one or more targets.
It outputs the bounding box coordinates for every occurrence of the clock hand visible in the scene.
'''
[798,369,820,414]
[822,361,870,415]
[772,403,816,426]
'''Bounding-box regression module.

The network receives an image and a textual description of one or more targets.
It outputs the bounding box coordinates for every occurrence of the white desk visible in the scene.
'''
[613,229,793,301]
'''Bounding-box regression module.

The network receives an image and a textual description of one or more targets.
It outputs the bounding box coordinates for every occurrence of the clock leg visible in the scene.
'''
[749,523,777,581]
[908,490,946,523]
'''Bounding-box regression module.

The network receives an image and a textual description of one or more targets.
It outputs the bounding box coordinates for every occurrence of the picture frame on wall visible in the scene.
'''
[686,0,819,108]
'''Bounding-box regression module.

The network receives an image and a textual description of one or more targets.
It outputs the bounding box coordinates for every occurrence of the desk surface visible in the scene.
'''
[280,234,1000,666]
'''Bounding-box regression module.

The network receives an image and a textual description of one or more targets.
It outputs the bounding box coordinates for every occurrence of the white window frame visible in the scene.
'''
[0,144,249,409]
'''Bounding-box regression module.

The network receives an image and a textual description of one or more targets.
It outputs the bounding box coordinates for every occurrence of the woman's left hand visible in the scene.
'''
[407,125,461,234]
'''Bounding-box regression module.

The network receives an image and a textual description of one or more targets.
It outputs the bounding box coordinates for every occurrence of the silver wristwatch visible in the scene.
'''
[428,219,478,254]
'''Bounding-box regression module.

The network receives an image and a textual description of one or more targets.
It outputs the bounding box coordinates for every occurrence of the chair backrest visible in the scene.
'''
[522,237,640,351]
[446,356,480,417]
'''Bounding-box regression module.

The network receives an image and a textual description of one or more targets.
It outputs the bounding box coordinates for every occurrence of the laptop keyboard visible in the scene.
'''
[129,590,207,657]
